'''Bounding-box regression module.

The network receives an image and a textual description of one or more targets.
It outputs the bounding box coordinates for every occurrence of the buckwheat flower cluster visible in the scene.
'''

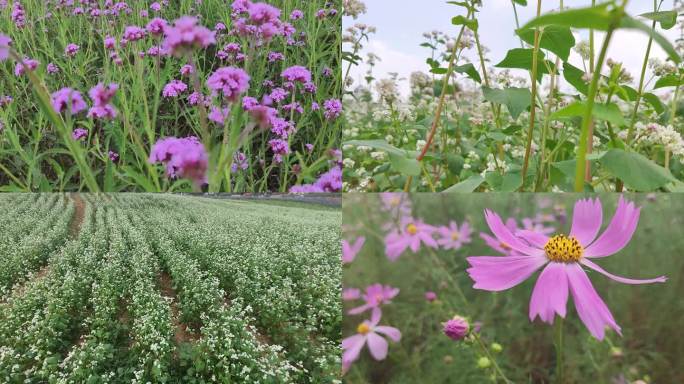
[149,136,208,186]
[51,88,87,115]
[163,16,216,56]
[623,122,684,159]
[87,83,118,120]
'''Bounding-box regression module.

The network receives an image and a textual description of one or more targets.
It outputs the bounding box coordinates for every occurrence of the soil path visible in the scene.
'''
[68,193,86,239]
[159,272,199,346]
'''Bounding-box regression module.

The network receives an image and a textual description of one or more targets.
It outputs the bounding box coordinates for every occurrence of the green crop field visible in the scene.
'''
[0,193,341,383]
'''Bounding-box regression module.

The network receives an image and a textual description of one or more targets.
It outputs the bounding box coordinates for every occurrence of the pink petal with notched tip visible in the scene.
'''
[584,196,640,258]
[374,326,401,342]
[516,229,549,249]
[484,210,545,257]
[342,334,366,365]
[529,262,568,323]
[566,263,621,340]
[580,259,667,284]
[569,198,603,246]
[466,255,548,291]
[366,332,389,360]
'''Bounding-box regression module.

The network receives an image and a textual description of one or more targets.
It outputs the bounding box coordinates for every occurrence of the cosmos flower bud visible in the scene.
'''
[424,291,437,302]
[477,357,491,369]
[491,343,502,353]
[443,315,469,341]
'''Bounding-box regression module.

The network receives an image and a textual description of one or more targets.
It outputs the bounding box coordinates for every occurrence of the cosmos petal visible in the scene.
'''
[516,230,549,249]
[569,198,603,247]
[581,259,667,285]
[374,326,401,342]
[341,334,366,366]
[566,263,621,340]
[529,262,568,323]
[584,196,640,258]
[466,255,548,291]
[366,332,389,360]
[484,210,545,257]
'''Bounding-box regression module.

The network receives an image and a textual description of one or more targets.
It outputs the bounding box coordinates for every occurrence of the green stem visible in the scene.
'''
[473,333,511,384]
[574,3,625,191]
[521,0,543,189]
[555,316,564,384]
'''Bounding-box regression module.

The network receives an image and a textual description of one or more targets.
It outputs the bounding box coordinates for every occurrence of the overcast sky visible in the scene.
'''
[345,0,682,97]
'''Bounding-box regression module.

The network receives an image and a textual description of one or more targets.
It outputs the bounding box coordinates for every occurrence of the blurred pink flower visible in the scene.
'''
[443,315,469,341]
[342,310,401,374]
[385,218,437,261]
[348,283,399,315]
[343,288,361,301]
[466,197,666,340]
[342,236,365,264]
[436,220,473,250]
[379,193,412,217]
[424,291,437,302]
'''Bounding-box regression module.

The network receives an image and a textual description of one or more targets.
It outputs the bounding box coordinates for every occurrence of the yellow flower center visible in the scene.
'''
[357,323,370,334]
[499,242,511,250]
[406,223,418,235]
[544,234,583,262]
[390,197,401,206]
[451,232,460,241]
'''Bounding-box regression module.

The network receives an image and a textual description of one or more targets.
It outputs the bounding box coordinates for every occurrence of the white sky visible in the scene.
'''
[344,0,682,97]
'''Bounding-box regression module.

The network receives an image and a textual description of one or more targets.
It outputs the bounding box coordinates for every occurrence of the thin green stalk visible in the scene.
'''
[574,4,625,191]
[555,317,564,384]
[627,0,660,143]
[473,333,511,384]
[521,0,543,189]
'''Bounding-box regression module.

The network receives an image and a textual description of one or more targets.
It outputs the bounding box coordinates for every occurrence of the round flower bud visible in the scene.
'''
[477,357,491,369]
[443,315,469,341]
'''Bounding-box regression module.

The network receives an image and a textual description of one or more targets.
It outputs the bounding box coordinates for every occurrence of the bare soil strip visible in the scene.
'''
[159,272,199,346]
[68,193,86,239]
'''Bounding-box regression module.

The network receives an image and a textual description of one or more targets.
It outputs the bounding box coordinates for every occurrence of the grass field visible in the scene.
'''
[0,193,341,383]
[342,193,683,383]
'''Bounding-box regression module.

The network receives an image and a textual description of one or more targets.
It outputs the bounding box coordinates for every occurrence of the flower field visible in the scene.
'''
[0,0,341,193]
[0,193,341,383]
[342,0,684,192]
[342,193,683,383]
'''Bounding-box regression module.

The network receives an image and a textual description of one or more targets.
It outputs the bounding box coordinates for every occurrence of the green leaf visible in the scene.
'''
[442,175,484,192]
[599,149,676,191]
[653,74,684,89]
[512,0,527,5]
[503,124,523,134]
[522,3,613,30]
[516,25,575,61]
[494,48,555,81]
[563,62,589,95]
[642,92,666,114]
[551,153,605,178]
[619,15,681,63]
[453,63,482,83]
[343,139,406,156]
[639,10,678,30]
[550,101,627,126]
[482,87,532,120]
[388,153,421,176]
[451,16,478,31]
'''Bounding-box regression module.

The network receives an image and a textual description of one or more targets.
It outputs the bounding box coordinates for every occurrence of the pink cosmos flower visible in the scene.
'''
[379,193,412,217]
[342,310,401,374]
[348,283,399,316]
[342,236,365,264]
[163,16,216,56]
[436,220,473,250]
[384,217,437,261]
[466,197,667,340]
[343,288,361,301]
[0,34,11,61]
